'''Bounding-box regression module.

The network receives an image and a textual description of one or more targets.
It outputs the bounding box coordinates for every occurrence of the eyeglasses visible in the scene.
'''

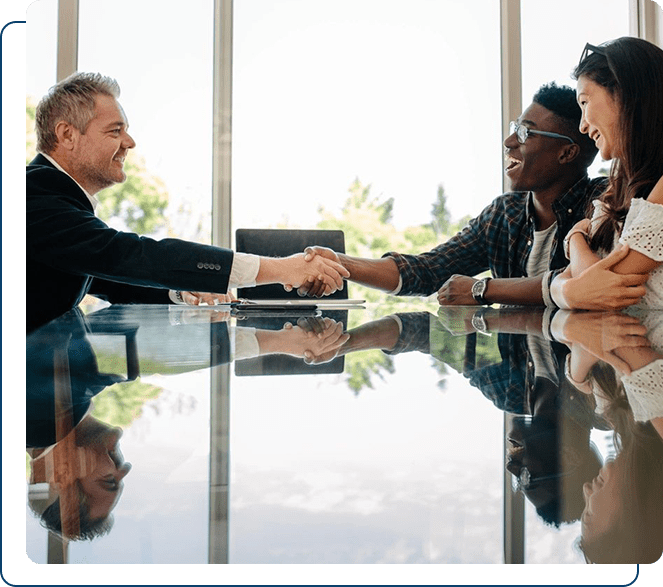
[578,42,607,67]
[514,465,576,492]
[509,121,576,145]
[516,467,554,491]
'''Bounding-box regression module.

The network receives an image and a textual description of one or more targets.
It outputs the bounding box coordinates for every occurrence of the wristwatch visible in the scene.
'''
[471,277,491,305]
[471,307,491,336]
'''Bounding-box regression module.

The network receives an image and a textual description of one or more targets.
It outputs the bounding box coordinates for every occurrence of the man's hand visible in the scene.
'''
[279,317,350,363]
[437,275,479,306]
[283,252,348,295]
[562,245,649,310]
[170,290,236,305]
[283,247,345,298]
[253,317,349,362]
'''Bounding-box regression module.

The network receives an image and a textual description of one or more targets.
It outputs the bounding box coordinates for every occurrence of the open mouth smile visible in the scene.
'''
[505,155,522,173]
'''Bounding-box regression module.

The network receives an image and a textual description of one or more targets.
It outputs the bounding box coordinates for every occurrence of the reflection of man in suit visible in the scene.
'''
[27,309,131,540]
[27,72,348,332]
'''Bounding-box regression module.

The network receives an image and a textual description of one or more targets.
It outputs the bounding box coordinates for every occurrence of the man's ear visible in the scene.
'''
[54,120,77,150]
[559,143,580,165]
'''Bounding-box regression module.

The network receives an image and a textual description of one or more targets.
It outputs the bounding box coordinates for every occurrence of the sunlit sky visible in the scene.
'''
[23,0,628,234]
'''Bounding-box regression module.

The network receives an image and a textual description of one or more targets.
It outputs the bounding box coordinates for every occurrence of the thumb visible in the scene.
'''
[596,244,630,269]
[303,246,316,262]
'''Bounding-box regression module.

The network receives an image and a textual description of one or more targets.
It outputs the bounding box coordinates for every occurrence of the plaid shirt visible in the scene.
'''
[385,176,609,296]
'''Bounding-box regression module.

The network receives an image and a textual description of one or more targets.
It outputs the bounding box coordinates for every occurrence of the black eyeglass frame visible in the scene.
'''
[509,121,576,145]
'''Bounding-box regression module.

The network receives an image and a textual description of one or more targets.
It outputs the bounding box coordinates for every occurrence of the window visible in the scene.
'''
[26,0,58,162]
[77,0,215,241]
[233,0,503,252]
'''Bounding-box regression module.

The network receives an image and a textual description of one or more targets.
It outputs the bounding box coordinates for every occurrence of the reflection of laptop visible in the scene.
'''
[235,228,347,300]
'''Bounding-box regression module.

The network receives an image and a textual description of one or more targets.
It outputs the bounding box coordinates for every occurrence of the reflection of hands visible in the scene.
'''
[285,247,344,298]
[279,317,350,363]
[561,245,649,310]
[172,290,236,305]
[168,306,232,325]
[437,275,478,306]
[555,311,650,375]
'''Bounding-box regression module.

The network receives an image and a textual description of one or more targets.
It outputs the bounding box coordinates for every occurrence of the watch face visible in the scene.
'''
[472,279,485,297]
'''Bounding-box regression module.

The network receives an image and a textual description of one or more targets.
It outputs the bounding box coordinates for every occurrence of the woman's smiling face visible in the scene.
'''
[576,75,621,161]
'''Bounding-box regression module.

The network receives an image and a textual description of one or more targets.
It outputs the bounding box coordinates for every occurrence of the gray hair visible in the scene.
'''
[35,72,121,154]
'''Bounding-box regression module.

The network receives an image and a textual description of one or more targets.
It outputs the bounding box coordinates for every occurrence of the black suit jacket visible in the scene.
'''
[26,154,234,332]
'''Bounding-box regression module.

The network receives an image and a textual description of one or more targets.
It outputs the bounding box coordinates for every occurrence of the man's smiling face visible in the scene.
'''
[503,102,571,193]
[70,94,136,195]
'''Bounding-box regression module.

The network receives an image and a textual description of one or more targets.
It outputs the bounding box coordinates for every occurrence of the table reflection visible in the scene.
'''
[25,304,662,564]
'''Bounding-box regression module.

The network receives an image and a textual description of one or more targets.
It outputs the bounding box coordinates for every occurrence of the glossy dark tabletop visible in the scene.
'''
[25,303,663,565]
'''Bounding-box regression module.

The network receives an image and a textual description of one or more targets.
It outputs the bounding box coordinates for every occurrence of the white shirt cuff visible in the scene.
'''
[389,274,403,295]
[541,270,555,307]
[229,253,261,289]
[233,327,261,360]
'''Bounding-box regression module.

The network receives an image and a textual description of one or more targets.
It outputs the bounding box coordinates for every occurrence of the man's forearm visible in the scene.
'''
[337,254,401,292]
[484,276,545,305]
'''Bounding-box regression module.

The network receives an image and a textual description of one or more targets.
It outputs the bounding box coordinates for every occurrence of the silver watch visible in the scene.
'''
[471,277,491,305]
[471,308,491,336]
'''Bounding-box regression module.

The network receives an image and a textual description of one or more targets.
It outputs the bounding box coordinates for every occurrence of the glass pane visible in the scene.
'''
[77,0,214,242]
[521,0,630,178]
[233,0,502,273]
[26,0,58,162]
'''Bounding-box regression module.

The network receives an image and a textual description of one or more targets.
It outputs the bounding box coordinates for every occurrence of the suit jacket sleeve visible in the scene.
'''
[87,277,172,304]
[27,163,235,294]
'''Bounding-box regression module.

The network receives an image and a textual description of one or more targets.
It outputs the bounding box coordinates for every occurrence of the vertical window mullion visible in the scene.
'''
[56,0,79,82]
[212,0,233,249]
[500,0,525,566]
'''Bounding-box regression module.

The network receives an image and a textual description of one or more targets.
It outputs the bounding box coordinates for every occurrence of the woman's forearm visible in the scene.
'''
[568,232,601,276]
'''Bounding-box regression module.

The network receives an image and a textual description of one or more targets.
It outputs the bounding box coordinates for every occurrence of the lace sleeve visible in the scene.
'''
[619,198,663,261]
[621,359,663,422]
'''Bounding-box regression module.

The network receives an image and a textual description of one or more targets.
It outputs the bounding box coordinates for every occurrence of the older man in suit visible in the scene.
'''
[27,73,348,332]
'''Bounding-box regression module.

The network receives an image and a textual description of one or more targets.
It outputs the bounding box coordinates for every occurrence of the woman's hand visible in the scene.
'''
[552,245,649,309]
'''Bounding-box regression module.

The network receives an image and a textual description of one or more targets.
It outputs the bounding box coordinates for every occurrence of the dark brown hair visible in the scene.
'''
[573,37,663,252]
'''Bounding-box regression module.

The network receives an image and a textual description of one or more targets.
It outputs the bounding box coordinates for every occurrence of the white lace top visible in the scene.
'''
[590,198,663,309]
[590,199,663,421]
[620,310,663,422]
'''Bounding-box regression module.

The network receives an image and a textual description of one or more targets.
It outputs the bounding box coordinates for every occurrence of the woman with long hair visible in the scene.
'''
[551,37,663,309]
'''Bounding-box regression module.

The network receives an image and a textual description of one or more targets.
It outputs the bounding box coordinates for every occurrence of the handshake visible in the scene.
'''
[175,246,348,306]
[282,246,345,297]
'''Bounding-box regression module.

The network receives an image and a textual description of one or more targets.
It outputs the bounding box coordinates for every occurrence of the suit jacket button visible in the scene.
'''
[214,264,221,270]
[197,262,204,269]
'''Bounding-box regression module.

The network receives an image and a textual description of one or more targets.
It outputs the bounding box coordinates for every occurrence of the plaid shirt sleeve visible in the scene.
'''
[383,195,517,296]
[384,178,608,299]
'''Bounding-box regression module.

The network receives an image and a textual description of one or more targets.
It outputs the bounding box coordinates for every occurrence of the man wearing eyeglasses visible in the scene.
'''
[297,83,648,310]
